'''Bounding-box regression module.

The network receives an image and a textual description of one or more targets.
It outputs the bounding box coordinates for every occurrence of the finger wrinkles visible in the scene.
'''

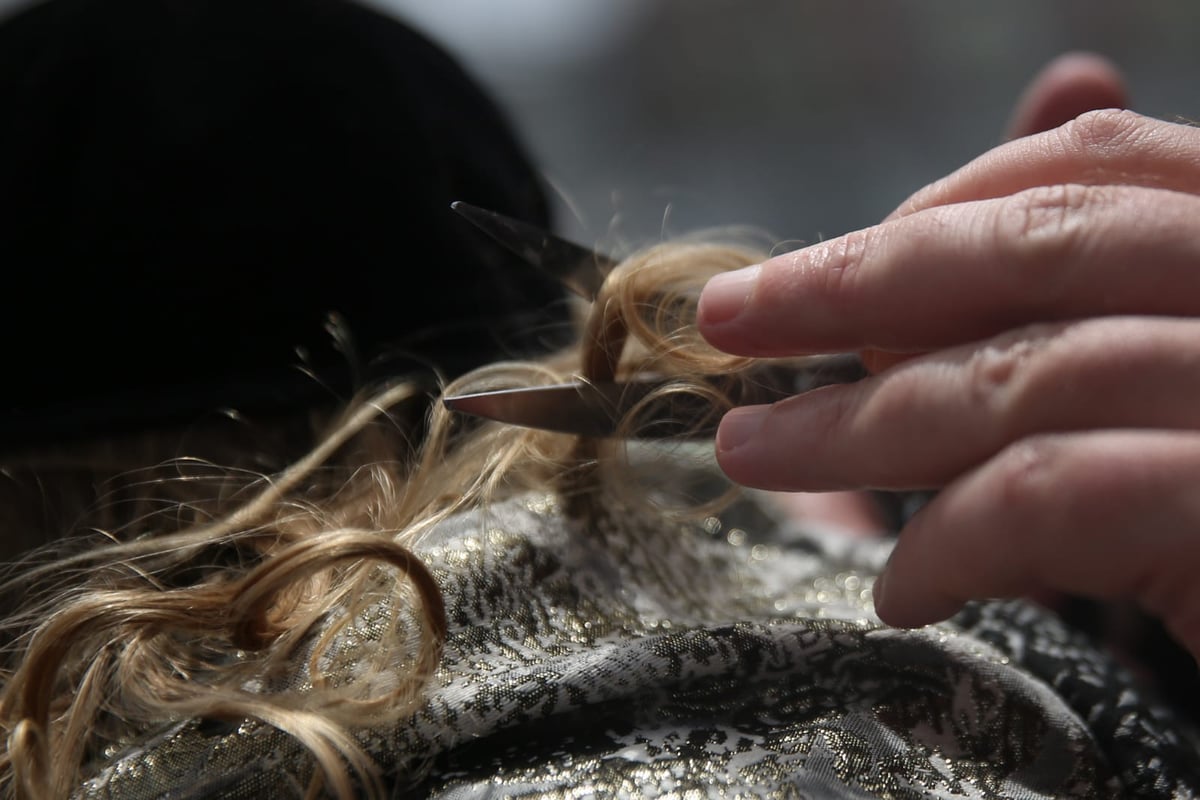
[960,328,1056,424]
[1002,317,1200,434]
[993,184,1101,303]
[736,226,879,351]
[1057,108,1150,161]
[1003,183,1094,243]
[973,320,1122,439]
[802,226,875,320]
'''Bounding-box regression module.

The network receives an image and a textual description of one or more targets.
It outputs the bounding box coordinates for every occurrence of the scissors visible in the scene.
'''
[449,200,615,301]
[443,201,868,439]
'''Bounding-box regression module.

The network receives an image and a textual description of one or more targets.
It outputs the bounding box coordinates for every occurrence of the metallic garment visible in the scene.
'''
[80,470,1200,798]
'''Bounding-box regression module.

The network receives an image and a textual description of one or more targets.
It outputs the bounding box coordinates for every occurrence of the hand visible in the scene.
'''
[698,54,1200,660]
[752,52,1131,537]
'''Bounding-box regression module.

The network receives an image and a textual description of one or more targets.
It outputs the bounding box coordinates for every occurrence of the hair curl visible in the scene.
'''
[0,237,769,799]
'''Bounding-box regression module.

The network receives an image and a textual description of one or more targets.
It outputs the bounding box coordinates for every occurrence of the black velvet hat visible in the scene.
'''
[0,0,568,447]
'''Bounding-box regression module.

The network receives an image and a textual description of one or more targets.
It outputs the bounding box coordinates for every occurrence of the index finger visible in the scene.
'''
[697,183,1200,357]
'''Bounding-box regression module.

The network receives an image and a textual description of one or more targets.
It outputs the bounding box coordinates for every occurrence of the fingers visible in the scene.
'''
[851,53,1129,376]
[874,430,1200,661]
[698,184,1200,357]
[890,110,1200,221]
[1005,51,1128,140]
[715,316,1200,492]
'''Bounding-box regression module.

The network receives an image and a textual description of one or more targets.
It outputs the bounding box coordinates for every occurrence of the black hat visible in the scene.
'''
[0,0,569,447]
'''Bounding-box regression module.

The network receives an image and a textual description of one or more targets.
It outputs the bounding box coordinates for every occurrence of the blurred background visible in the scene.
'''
[352,0,1200,253]
[2,0,1196,252]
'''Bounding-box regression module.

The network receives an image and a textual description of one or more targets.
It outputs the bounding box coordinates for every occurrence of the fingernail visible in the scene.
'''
[699,265,761,325]
[716,406,766,455]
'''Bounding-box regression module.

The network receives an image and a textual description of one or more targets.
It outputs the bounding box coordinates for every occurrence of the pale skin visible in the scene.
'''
[698,52,1200,661]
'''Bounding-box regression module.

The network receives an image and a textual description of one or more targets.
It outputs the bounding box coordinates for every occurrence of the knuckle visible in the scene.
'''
[993,184,1103,302]
[1059,108,1148,157]
[961,330,1049,418]
[807,227,875,309]
[987,435,1067,525]
[964,322,1073,425]
[998,183,1089,247]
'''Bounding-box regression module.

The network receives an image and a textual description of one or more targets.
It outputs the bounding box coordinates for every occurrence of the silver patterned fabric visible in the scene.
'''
[79,473,1200,798]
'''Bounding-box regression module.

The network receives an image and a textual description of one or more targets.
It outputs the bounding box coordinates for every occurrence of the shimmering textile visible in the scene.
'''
[80,484,1200,798]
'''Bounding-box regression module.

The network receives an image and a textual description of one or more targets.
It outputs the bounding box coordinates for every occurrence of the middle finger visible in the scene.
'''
[715,316,1200,492]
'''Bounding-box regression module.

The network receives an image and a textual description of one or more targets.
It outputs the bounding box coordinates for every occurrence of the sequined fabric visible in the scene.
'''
[79,482,1200,798]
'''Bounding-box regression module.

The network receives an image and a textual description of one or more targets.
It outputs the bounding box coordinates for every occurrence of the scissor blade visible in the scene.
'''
[451,201,614,301]
[441,354,868,439]
[443,380,668,438]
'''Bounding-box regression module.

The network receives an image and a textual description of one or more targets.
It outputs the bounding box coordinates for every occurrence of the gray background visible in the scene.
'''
[368,0,1200,254]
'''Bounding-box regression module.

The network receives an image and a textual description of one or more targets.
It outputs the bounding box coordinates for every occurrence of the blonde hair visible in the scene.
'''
[0,238,766,799]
